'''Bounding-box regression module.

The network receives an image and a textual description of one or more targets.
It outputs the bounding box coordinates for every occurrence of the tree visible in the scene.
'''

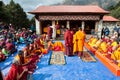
[29,17,35,26]
[108,1,120,20]
[6,0,30,29]
[0,1,9,23]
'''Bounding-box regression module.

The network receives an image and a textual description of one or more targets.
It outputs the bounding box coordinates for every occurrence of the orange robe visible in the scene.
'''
[92,39,102,48]
[73,34,77,54]
[111,47,120,61]
[98,41,107,53]
[111,47,120,66]
[111,41,118,47]
[88,37,94,45]
[52,41,65,51]
[89,38,98,47]
[73,30,85,53]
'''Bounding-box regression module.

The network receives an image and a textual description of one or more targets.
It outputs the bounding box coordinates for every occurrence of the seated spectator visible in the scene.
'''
[27,35,32,43]
[2,46,9,57]
[0,47,6,62]
[5,40,17,55]
[19,36,25,43]
[104,27,110,37]
[0,38,5,47]
[31,32,37,40]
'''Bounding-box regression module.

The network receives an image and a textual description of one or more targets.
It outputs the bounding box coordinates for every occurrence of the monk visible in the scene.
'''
[22,44,39,65]
[47,40,53,51]
[105,42,117,59]
[41,34,46,42]
[87,36,94,45]
[52,41,65,51]
[89,38,98,47]
[15,50,38,74]
[35,37,44,50]
[111,47,120,66]
[111,40,118,47]
[73,27,86,58]
[5,53,28,80]
[47,24,52,40]
[92,39,102,49]
[98,41,107,53]
[64,28,73,56]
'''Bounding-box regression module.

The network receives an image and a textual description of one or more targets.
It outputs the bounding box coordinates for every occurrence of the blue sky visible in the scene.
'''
[2,0,64,19]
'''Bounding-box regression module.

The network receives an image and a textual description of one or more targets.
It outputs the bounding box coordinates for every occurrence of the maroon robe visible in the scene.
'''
[5,64,27,80]
[5,64,18,80]
[47,26,52,40]
[6,42,15,53]
[64,29,73,56]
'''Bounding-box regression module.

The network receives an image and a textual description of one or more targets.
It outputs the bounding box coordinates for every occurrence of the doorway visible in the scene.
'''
[84,21,95,34]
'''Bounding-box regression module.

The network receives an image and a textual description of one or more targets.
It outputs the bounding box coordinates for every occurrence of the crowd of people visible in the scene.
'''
[2,22,120,79]
[87,34,120,67]
[0,23,49,80]
[0,23,39,62]
[64,27,86,58]
[47,23,86,58]
[101,25,120,40]
[5,38,46,80]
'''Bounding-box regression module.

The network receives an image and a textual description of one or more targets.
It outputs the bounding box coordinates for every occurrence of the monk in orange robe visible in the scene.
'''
[98,41,108,53]
[89,38,98,47]
[92,39,102,49]
[18,50,38,74]
[73,27,86,58]
[111,40,118,48]
[111,47,120,66]
[52,41,65,51]
[64,28,74,56]
[22,44,39,73]
[87,36,94,45]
